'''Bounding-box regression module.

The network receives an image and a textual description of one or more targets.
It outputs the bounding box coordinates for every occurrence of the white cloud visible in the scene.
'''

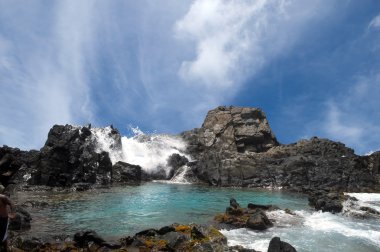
[319,74,380,154]
[0,1,96,149]
[369,14,380,29]
[175,0,332,89]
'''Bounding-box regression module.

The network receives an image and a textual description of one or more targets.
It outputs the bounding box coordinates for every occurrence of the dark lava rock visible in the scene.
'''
[215,199,274,231]
[167,153,189,179]
[229,245,257,252]
[112,161,142,184]
[9,206,32,231]
[308,191,344,213]
[73,230,121,249]
[246,210,273,230]
[181,106,380,212]
[268,237,297,252]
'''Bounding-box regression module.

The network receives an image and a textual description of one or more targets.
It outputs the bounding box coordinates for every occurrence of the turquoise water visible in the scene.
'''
[15,182,307,237]
[14,182,380,251]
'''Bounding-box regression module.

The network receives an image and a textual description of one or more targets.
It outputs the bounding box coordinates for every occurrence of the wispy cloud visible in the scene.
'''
[175,0,333,90]
[369,14,380,29]
[0,0,345,150]
[318,74,380,154]
[0,1,95,149]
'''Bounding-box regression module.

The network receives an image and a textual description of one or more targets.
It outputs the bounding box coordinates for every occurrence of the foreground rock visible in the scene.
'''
[268,237,297,252]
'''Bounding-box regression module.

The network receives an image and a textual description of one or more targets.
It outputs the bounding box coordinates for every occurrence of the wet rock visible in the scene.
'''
[359,206,380,215]
[167,153,189,179]
[127,223,227,251]
[215,199,274,231]
[111,161,142,184]
[229,245,257,252]
[157,226,176,235]
[308,191,344,213]
[9,206,32,231]
[73,230,121,249]
[230,198,241,209]
[268,237,297,252]
[248,203,279,211]
[246,210,273,230]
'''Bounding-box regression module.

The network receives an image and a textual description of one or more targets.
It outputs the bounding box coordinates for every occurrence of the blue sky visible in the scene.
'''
[0,0,379,154]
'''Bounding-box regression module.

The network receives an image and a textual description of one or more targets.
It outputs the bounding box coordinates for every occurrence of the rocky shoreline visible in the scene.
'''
[8,198,298,252]
[1,106,380,251]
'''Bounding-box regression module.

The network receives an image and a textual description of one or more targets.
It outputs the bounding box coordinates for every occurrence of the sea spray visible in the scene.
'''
[91,126,191,176]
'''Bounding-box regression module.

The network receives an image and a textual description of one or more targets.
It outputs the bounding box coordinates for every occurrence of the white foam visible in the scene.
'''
[345,193,380,202]
[90,126,124,164]
[89,126,191,176]
[220,228,269,251]
[302,211,380,247]
[169,165,191,184]
[344,193,380,213]
[120,133,190,175]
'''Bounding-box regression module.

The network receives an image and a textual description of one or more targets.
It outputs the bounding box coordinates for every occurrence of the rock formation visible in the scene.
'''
[1,106,379,212]
[181,106,380,211]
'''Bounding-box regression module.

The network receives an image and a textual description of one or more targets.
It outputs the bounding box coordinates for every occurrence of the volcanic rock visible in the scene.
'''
[182,106,380,212]
[112,161,142,184]
[267,237,297,252]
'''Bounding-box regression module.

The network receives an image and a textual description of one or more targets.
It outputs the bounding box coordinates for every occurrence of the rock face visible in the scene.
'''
[29,125,115,187]
[182,106,380,211]
[1,106,380,211]
[112,161,142,184]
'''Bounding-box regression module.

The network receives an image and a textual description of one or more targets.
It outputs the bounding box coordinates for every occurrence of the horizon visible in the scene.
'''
[1,1,380,154]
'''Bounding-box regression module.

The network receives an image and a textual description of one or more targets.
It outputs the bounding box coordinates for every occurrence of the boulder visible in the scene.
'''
[267,237,297,252]
[246,210,273,230]
[167,153,189,179]
[112,161,142,184]
[73,230,121,249]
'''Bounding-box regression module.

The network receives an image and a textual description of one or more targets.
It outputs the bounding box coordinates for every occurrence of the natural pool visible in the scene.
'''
[13,182,380,252]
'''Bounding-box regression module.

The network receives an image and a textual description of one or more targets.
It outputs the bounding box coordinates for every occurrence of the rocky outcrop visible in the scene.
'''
[0,146,39,189]
[31,125,118,187]
[182,106,380,211]
[214,198,274,230]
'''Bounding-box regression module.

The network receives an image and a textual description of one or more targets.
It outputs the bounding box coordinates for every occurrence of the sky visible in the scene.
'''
[0,0,379,155]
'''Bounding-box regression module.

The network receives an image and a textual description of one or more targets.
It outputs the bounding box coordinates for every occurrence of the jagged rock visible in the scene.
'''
[246,210,273,230]
[215,199,274,230]
[267,237,297,252]
[167,153,189,179]
[112,161,142,184]
[28,125,117,187]
[73,230,121,249]
[181,106,380,212]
